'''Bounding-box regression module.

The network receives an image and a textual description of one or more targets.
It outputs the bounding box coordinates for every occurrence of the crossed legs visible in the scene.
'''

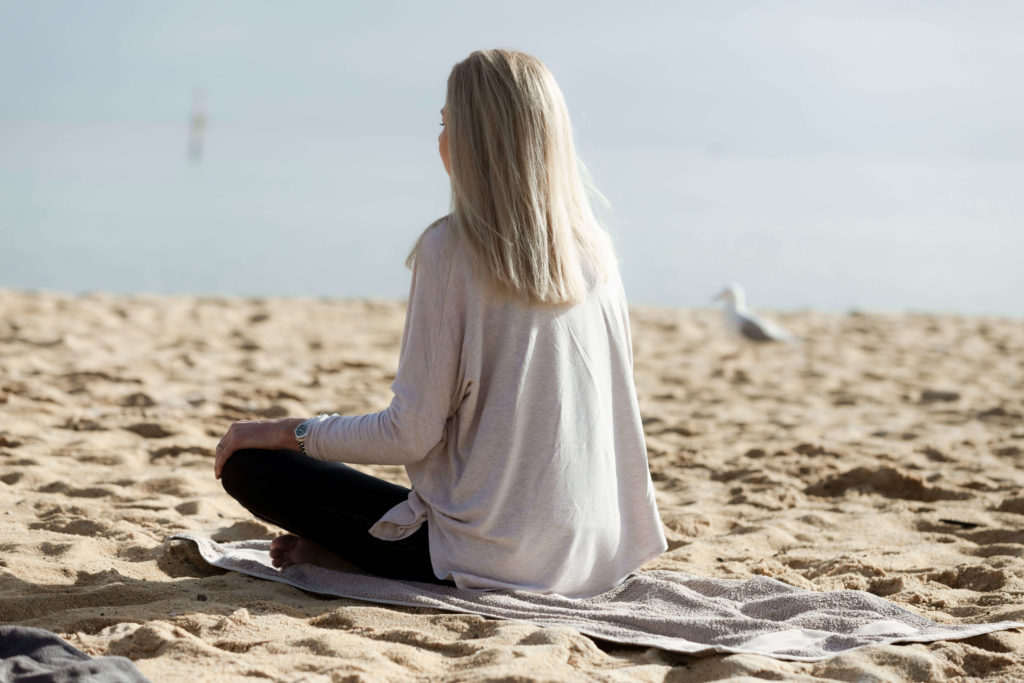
[220,448,448,584]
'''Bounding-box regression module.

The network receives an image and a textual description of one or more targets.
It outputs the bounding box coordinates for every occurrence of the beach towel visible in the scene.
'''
[172,534,1020,662]
[0,626,150,682]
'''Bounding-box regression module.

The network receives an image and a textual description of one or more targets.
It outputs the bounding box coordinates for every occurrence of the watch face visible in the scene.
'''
[295,420,311,439]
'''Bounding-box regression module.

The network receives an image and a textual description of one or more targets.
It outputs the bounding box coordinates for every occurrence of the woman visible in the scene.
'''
[214,49,666,598]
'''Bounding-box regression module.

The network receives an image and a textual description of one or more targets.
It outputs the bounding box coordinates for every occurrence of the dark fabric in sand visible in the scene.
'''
[0,626,149,683]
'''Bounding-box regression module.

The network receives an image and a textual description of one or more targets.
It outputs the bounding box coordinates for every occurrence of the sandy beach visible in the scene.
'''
[1,288,1022,681]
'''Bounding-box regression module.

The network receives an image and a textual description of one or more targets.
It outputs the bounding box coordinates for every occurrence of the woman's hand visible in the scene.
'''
[214,417,305,479]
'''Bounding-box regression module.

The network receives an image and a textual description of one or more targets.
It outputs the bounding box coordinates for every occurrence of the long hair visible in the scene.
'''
[410,49,614,306]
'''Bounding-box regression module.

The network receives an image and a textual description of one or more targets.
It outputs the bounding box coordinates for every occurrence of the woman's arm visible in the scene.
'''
[305,224,465,466]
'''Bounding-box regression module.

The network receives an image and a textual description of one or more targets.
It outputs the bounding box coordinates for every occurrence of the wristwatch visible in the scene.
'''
[294,417,315,454]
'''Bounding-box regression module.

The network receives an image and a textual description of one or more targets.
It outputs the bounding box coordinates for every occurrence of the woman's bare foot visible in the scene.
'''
[269,534,359,572]
[269,534,303,569]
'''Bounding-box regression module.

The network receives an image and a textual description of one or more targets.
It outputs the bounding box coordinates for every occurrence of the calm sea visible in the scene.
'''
[4,119,1021,316]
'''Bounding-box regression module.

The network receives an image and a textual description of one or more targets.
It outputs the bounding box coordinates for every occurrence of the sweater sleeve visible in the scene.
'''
[304,224,464,465]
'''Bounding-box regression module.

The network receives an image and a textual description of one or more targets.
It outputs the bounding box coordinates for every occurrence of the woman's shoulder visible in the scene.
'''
[406,215,456,270]
[418,215,451,254]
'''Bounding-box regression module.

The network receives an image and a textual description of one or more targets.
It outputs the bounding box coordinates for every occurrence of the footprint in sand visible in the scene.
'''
[805,466,970,502]
[160,540,227,578]
[139,477,198,498]
[38,481,116,498]
[915,520,1024,548]
[39,541,75,557]
[149,445,213,462]
[71,568,126,588]
[174,500,213,516]
[996,497,1024,515]
[119,392,156,408]
[124,423,174,439]
[212,520,278,542]
[75,453,127,466]
[61,416,106,432]
[107,622,212,659]
[971,544,1024,558]
[4,458,38,467]
[927,564,1009,591]
[977,406,1024,427]
[29,515,113,537]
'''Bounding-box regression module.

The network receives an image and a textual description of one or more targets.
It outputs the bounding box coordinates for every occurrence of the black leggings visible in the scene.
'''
[220,448,450,584]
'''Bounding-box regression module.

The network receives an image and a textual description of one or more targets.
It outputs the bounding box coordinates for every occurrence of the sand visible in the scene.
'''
[0,288,1022,681]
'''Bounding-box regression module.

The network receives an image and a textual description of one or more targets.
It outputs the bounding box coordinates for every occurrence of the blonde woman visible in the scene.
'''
[213,49,667,597]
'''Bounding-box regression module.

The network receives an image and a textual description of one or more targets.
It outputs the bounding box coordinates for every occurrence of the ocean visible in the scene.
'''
[4,118,1021,315]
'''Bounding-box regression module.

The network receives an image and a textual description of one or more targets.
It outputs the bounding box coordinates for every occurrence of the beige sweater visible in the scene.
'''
[306,219,666,597]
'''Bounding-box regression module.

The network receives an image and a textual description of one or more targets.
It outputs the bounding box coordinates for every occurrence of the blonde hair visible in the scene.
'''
[410,49,613,306]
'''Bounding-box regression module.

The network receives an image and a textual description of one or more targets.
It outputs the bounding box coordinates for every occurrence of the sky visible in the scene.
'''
[2,1,1022,313]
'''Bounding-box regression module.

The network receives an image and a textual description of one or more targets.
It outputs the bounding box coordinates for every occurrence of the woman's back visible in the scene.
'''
[369,221,667,597]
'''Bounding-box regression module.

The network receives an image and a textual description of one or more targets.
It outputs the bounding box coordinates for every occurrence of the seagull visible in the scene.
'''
[713,284,796,354]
